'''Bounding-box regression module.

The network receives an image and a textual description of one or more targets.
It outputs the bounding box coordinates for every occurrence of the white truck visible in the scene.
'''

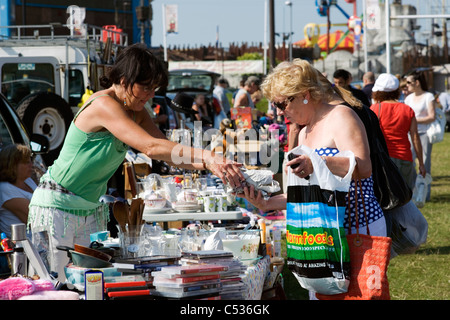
[0,22,128,165]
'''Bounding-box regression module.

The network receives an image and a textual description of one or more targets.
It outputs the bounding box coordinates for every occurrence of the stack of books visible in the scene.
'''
[180,250,247,300]
[151,264,228,300]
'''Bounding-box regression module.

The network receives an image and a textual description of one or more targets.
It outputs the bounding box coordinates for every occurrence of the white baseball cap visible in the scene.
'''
[372,73,399,92]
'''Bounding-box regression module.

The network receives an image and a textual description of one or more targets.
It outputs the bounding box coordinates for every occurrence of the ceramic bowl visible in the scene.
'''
[221,230,260,261]
[144,198,166,209]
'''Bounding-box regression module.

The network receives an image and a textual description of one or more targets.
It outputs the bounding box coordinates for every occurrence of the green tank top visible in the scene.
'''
[49,94,128,203]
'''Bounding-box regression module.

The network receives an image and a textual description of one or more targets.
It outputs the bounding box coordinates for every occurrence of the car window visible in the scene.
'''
[1,63,55,107]
[69,69,85,107]
[168,74,213,91]
[0,95,29,150]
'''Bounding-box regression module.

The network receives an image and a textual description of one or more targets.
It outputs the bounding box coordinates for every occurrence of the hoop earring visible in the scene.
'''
[303,99,309,105]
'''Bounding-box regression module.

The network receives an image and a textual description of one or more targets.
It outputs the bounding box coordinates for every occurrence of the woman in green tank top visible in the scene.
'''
[28,44,245,282]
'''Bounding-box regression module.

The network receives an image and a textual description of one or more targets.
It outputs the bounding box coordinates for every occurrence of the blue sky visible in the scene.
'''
[149,0,431,48]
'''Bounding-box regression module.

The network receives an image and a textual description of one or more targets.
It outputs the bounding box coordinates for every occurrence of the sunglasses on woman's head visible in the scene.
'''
[272,96,296,111]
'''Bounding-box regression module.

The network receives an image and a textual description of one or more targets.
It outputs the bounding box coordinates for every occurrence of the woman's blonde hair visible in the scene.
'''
[261,58,362,108]
[261,59,332,103]
[0,144,32,183]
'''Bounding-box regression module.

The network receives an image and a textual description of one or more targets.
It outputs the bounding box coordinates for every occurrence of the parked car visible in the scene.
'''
[0,92,49,181]
[166,69,221,128]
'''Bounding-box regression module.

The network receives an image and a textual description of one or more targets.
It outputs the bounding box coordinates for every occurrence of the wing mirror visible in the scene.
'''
[30,133,50,154]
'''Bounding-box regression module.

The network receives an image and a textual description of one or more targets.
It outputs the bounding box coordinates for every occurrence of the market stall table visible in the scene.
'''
[143,209,243,223]
[143,207,244,229]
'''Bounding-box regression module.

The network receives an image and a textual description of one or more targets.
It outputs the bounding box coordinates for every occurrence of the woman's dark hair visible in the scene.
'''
[99,43,168,93]
[372,89,400,102]
[333,69,352,81]
[407,70,428,91]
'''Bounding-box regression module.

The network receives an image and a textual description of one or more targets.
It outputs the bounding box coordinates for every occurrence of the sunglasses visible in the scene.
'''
[272,96,296,111]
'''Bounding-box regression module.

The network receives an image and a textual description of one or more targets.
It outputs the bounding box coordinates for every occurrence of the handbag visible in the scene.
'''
[385,200,428,258]
[285,145,356,295]
[426,107,446,144]
[317,180,392,300]
[371,104,412,210]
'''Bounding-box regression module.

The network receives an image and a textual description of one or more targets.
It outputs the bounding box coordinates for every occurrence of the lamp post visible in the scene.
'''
[269,0,275,69]
[385,0,391,74]
[285,1,293,61]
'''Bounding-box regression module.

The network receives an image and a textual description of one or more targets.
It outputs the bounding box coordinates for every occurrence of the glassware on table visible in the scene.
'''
[136,181,150,199]
[117,224,145,258]
[196,178,207,192]
[183,172,193,189]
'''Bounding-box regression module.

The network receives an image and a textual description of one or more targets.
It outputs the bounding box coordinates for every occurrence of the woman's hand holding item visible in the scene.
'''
[418,163,427,178]
[238,184,287,213]
[204,153,245,188]
[239,184,267,211]
[287,154,313,179]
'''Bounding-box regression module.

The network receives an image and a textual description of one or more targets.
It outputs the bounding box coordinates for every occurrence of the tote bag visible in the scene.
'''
[426,107,446,144]
[317,180,392,300]
[286,145,356,295]
[385,200,428,258]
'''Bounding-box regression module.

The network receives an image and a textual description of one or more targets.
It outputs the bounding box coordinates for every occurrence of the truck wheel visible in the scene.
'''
[16,92,74,166]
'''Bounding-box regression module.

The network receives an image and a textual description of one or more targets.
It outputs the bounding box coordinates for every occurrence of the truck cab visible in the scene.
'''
[0,23,127,166]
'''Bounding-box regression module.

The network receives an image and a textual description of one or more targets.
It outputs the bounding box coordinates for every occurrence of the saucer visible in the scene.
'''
[144,207,172,214]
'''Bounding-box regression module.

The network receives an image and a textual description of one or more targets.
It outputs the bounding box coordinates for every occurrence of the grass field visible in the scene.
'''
[280,132,450,300]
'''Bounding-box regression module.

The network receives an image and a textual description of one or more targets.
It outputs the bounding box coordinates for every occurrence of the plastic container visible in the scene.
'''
[101,25,123,44]
[65,264,121,292]
[412,173,432,208]
[272,228,282,258]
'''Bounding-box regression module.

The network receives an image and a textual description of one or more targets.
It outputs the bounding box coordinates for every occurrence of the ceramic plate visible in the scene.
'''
[144,207,172,214]
[172,202,201,213]
[173,207,202,213]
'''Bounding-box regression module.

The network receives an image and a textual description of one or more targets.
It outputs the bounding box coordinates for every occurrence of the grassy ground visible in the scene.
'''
[280,132,450,300]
